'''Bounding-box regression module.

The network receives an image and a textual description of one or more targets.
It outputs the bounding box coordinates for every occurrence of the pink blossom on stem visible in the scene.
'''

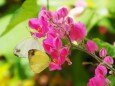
[86,40,98,54]
[56,28,65,38]
[49,62,62,71]
[43,36,62,55]
[99,48,107,57]
[29,18,39,29]
[49,47,69,71]
[39,8,52,21]
[53,37,62,50]
[64,24,71,35]
[59,47,69,64]
[95,65,107,76]
[87,75,106,86]
[70,22,87,41]
[65,17,74,24]
[57,7,68,18]
[41,6,46,10]
[51,12,64,24]
[28,18,48,38]
[103,56,114,65]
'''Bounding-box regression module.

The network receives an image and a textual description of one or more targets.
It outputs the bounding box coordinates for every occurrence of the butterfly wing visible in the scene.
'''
[14,37,43,58]
[28,49,50,73]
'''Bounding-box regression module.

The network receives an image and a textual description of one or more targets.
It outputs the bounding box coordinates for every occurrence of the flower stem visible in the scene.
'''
[47,0,49,10]
[66,35,115,73]
[73,45,115,73]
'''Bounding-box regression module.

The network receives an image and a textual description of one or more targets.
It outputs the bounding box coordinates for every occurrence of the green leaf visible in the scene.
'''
[106,0,115,17]
[0,20,30,62]
[87,14,99,33]
[108,75,115,86]
[0,15,12,35]
[93,38,115,58]
[0,0,40,36]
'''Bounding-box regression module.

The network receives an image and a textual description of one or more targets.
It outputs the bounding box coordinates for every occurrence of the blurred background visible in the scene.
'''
[0,0,115,86]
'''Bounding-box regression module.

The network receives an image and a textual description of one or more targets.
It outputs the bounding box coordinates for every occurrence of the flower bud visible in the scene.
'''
[65,17,74,24]
[86,40,98,54]
[39,10,52,21]
[99,48,107,58]
[105,78,111,86]
[95,65,107,76]
[103,56,114,65]
[87,75,106,86]
[58,7,68,18]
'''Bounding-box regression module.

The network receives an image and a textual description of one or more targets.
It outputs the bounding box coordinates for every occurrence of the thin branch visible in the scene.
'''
[47,0,49,10]
[74,45,115,73]
[66,35,115,73]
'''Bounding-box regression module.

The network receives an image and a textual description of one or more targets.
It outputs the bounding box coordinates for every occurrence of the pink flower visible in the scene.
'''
[47,30,57,38]
[53,37,62,50]
[87,75,106,86]
[99,48,107,57]
[29,18,39,29]
[70,22,87,41]
[51,47,69,64]
[51,12,64,25]
[86,40,98,54]
[28,18,48,38]
[49,47,69,71]
[95,65,107,76]
[49,62,62,71]
[59,47,69,64]
[39,9,52,21]
[103,56,114,65]
[57,7,68,18]
[43,36,62,55]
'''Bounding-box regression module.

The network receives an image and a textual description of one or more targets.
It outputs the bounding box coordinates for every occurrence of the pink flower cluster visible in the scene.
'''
[86,40,114,66]
[28,7,87,71]
[100,48,114,65]
[43,31,69,70]
[87,65,109,86]
[28,7,114,85]
[86,42,114,86]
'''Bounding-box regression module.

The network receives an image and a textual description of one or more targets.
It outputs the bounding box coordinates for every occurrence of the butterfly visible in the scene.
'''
[14,37,50,73]
[28,49,50,73]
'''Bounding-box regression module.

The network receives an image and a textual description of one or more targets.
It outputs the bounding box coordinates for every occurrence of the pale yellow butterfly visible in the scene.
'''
[14,37,50,73]
[28,49,50,73]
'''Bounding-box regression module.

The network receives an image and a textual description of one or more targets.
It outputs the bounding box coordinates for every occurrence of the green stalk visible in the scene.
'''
[47,0,49,10]
[73,45,115,73]
[66,35,115,73]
